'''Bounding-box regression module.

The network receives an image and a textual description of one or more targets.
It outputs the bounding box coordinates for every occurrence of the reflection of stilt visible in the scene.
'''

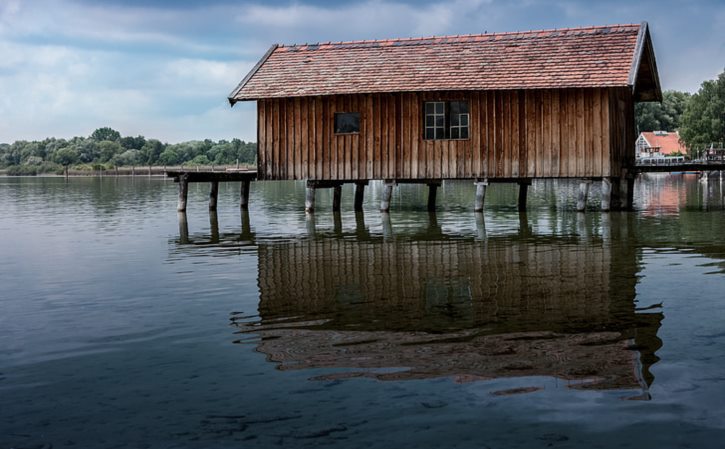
[240,209,252,240]
[305,213,317,237]
[518,212,530,237]
[209,210,219,243]
[178,212,189,244]
[333,212,343,235]
[427,211,441,236]
[355,211,368,239]
[382,211,393,239]
[474,212,486,240]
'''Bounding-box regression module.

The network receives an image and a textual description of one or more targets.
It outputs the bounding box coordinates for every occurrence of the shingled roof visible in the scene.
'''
[229,22,661,104]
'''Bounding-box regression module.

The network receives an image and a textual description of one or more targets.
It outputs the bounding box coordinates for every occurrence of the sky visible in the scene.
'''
[1,0,724,143]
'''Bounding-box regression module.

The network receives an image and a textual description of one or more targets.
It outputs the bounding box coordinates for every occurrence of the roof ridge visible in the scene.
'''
[276,23,641,49]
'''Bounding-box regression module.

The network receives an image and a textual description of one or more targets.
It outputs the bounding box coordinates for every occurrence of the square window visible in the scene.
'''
[334,112,360,134]
[423,101,470,140]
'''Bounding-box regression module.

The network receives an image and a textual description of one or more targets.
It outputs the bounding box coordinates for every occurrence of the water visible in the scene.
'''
[1,174,724,448]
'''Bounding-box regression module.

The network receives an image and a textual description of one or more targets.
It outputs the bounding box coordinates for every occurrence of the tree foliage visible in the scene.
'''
[680,70,725,154]
[0,127,258,173]
[635,90,690,132]
[91,127,121,142]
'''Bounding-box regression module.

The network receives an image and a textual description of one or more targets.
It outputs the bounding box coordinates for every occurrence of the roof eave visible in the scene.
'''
[629,22,663,102]
[227,44,279,107]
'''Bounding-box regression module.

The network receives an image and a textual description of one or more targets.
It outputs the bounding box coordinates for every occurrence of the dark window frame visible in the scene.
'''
[334,112,361,135]
[423,100,470,141]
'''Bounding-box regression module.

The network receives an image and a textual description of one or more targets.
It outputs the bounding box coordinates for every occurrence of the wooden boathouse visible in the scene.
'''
[225,22,661,212]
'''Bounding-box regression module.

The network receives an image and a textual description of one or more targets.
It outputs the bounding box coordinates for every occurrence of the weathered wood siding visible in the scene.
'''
[256,88,635,180]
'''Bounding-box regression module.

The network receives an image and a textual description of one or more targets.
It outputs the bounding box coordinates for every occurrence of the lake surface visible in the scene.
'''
[1,174,725,449]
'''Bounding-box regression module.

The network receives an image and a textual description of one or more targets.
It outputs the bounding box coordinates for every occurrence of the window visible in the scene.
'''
[334,112,360,134]
[424,101,469,140]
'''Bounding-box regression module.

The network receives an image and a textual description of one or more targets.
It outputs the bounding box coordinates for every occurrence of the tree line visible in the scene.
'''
[635,69,724,157]
[0,127,257,175]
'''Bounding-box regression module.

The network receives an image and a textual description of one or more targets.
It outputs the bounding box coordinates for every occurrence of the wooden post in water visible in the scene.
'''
[177,174,189,212]
[354,182,365,211]
[333,211,342,234]
[474,180,488,212]
[380,181,395,212]
[474,212,486,240]
[620,175,635,210]
[427,183,439,212]
[240,180,251,210]
[209,180,219,211]
[601,178,613,211]
[576,180,591,212]
[305,182,316,213]
[177,212,189,244]
[518,180,530,212]
[332,185,342,212]
[209,210,219,243]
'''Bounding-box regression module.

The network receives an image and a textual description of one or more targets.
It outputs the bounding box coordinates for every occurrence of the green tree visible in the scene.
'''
[90,127,121,142]
[635,90,690,132]
[680,70,725,156]
[54,146,80,177]
[120,135,147,151]
[140,139,164,165]
[98,140,123,163]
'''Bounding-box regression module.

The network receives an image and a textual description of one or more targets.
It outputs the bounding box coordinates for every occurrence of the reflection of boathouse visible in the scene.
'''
[247,235,662,393]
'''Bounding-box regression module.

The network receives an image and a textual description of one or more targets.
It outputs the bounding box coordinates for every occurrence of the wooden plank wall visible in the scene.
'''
[256,88,634,181]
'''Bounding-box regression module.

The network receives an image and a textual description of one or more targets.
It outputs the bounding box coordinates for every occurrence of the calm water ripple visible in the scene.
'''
[1,174,725,448]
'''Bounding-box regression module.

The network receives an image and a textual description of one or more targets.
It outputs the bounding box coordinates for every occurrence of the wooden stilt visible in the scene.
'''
[354,211,367,238]
[305,212,316,236]
[177,212,189,244]
[332,185,342,212]
[474,180,488,212]
[380,181,395,212]
[240,209,251,240]
[427,183,438,212]
[354,182,365,211]
[240,180,250,210]
[177,174,189,212]
[610,177,621,210]
[209,181,219,211]
[305,182,316,213]
[601,178,613,211]
[333,211,342,234]
[382,211,393,238]
[621,176,635,210]
[209,210,219,243]
[474,212,486,240]
[518,181,530,212]
[577,181,591,212]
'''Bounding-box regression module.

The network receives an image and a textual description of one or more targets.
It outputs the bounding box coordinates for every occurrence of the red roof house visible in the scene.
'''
[636,131,687,156]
